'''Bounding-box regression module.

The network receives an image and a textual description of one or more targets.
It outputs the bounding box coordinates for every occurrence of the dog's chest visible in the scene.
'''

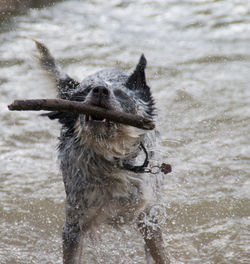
[81,170,145,224]
[60,141,145,212]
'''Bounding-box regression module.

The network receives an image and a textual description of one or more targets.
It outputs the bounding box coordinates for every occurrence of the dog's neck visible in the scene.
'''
[74,120,145,160]
[73,144,147,183]
[121,142,149,173]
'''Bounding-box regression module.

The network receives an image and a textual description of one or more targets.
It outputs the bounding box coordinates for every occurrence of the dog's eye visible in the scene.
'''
[70,86,93,101]
[83,86,92,95]
[114,89,130,101]
[114,89,136,114]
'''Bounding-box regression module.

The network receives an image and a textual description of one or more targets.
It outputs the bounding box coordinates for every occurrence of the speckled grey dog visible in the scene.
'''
[35,41,170,264]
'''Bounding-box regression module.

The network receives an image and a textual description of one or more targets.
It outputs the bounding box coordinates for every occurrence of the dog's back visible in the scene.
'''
[35,41,169,264]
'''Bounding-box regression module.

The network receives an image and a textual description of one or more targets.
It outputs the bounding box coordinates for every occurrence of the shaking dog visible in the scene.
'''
[35,41,170,264]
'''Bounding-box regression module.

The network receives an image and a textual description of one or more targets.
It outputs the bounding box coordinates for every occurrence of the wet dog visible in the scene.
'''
[35,41,170,264]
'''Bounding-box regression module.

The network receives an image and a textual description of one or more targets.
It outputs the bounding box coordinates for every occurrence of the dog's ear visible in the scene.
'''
[126,54,152,103]
[126,54,147,91]
[35,40,79,99]
[126,55,155,116]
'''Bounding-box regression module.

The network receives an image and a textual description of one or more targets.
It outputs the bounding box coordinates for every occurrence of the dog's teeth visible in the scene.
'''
[103,119,106,122]
[89,116,92,121]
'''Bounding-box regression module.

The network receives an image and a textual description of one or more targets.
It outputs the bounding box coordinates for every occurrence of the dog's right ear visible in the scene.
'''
[34,40,79,100]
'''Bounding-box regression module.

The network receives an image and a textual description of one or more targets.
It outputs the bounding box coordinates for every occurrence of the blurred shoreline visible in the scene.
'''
[0,0,62,17]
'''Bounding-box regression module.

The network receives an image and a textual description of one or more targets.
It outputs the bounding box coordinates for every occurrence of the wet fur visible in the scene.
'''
[35,40,170,264]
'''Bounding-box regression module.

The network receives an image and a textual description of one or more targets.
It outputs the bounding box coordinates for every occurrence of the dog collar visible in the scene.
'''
[122,142,172,175]
[122,142,149,173]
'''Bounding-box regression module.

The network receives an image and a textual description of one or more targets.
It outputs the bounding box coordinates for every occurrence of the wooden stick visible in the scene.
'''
[8,99,155,130]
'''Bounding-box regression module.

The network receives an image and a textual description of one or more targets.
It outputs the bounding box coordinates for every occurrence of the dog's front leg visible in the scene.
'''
[138,210,170,264]
[62,221,82,264]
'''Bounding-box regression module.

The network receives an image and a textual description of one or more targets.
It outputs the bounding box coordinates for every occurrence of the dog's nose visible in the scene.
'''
[92,86,110,98]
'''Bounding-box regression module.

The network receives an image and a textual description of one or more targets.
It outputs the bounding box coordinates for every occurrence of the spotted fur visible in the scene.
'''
[35,40,170,264]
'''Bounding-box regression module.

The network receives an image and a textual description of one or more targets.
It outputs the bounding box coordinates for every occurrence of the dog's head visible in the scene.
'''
[50,55,155,159]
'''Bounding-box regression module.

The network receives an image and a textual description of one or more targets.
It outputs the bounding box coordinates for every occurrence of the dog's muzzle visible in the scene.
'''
[90,86,110,108]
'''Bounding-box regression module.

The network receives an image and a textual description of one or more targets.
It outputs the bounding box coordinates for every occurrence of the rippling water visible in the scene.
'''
[0,1,249,263]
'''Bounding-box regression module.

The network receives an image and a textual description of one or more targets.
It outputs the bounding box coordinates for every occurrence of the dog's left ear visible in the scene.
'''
[126,54,152,103]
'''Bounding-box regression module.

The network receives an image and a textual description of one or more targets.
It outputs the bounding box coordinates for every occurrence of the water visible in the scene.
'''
[0,0,249,263]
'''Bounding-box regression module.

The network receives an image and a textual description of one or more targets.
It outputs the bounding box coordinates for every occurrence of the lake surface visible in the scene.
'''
[0,0,249,263]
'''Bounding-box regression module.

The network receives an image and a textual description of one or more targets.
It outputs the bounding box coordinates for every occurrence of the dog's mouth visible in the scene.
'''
[85,115,113,126]
[84,102,116,126]
[85,115,104,122]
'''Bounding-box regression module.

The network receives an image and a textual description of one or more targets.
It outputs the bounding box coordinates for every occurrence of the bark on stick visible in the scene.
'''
[8,99,155,130]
